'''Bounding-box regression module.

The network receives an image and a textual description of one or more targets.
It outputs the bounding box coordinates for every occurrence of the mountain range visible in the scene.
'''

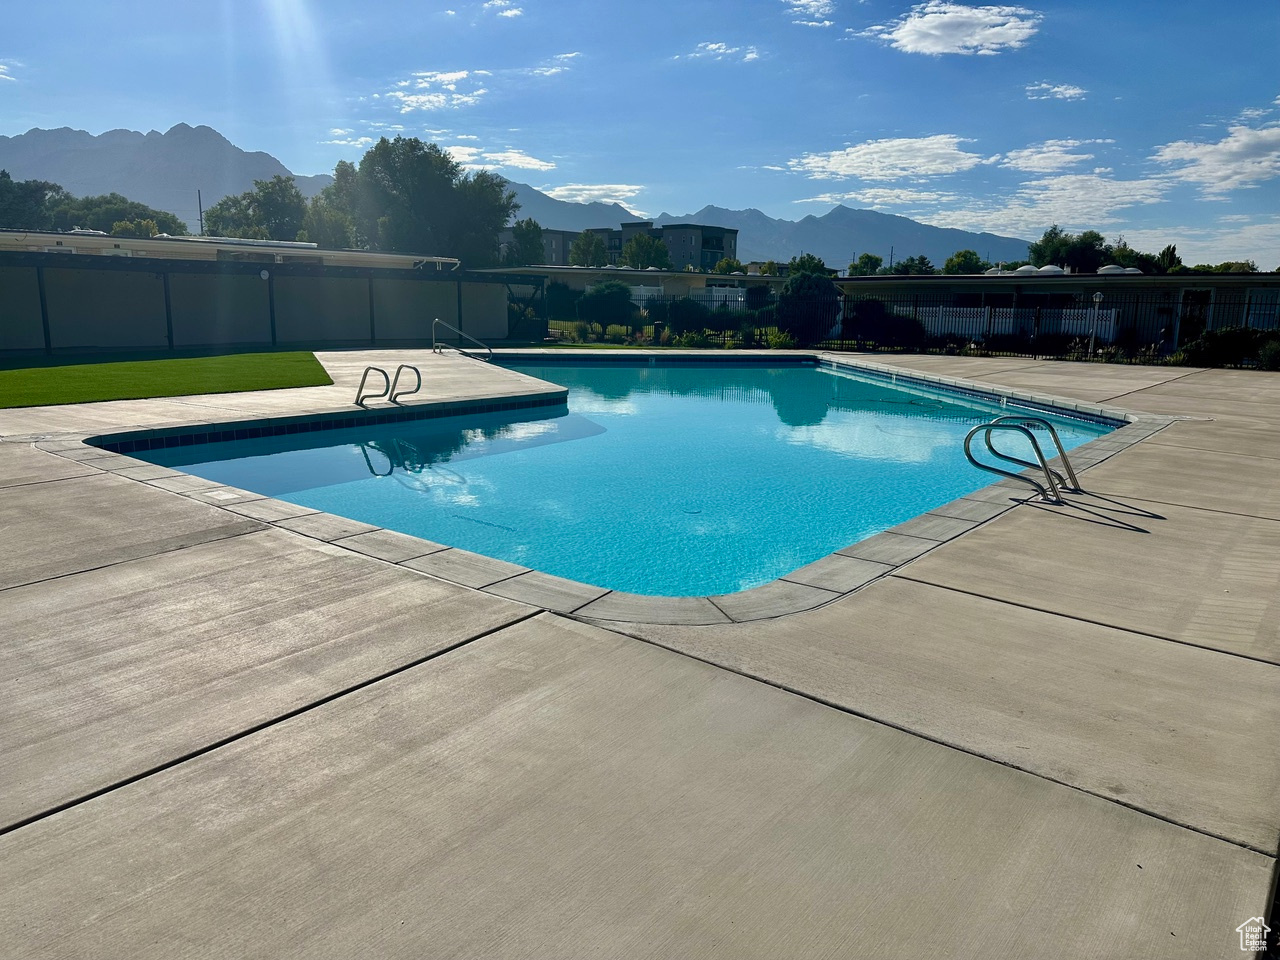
[0,124,1031,266]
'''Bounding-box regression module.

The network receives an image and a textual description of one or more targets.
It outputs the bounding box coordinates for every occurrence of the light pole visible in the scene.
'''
[1090,291,1103,357]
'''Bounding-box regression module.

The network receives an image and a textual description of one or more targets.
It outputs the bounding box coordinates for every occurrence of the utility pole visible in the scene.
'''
[197,190,204,236]
[889,246,894,270]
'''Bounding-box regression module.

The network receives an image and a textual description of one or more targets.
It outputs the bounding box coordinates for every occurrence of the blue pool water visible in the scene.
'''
[139,360,1112,596]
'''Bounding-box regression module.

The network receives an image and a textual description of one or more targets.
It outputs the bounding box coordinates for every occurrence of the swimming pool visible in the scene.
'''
[133,358,1114,597]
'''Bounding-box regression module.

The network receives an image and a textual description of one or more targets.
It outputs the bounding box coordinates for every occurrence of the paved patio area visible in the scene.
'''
[1,349,1276,958]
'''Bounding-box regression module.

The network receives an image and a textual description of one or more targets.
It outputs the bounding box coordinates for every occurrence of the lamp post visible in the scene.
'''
[1090,291,1103,357]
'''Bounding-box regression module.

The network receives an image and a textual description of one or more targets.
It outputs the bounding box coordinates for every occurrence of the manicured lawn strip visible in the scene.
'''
[0,352,333,408]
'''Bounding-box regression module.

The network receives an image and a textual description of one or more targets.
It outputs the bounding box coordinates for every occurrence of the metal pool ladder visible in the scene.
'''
[354,364,422,405]
[964,415,1083,503]
[432,318,493,362]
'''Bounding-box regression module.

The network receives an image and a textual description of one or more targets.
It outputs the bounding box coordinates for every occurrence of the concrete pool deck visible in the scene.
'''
[1,349,1277,958]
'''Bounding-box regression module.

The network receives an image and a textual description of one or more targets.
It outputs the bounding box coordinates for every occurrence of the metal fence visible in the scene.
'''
[542,289,1280,363]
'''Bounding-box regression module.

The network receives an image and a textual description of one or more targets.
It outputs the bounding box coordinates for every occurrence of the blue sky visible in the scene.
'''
[3,0,1279,265]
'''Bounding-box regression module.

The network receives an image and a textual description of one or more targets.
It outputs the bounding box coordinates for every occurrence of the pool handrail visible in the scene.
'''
[389,364,422,403]
[355,366,391,405]
[985,415,1082,492]
[964,422,1064,503]
[432,318,493,362]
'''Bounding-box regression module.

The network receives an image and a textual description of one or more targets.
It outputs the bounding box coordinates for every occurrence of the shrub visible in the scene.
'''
[766,329,796,349]
[546,281,582,321]
[667,297,711,335]
[1258,338,1280,371]
[745,285,773,311]
[1179,326,1270,368]
[570,321,592,343]
[777,271,839,346]
[845,299,926,350]
[674,329,712,348]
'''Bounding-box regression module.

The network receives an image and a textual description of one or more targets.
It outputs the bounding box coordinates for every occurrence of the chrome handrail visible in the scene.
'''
[354,366,390,405]
[389,364,422,403]
[432,317,493,362]
[964,423,1063,503]
[988,415,1082,491]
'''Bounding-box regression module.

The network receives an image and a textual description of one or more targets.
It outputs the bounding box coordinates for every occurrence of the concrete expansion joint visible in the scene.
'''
[599,619,1280,859]
[893,573,1280,671]
[0,607,545,842]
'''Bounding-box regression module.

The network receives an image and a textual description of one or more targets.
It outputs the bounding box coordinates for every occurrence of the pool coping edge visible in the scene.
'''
[21,352,1174,626]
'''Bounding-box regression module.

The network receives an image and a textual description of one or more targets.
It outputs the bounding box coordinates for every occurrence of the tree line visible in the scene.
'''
[0,169,187,238]
[3,156,1275,275]
[842,226,1272,277]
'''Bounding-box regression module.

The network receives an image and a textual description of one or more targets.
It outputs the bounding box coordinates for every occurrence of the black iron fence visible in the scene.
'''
[540,289,1280,365]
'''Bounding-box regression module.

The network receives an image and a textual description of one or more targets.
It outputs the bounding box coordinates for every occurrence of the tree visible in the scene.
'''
[352,137,517,266]
[204,176,306,241]
[788,252,829,276]
[848,252,882,276]
[943,249,988,275]
[1190,260,1259,273]
[618,233,673,270]
[1029,225,1108,273]
[46,190,187,235]
[301,196,355,249]
[110,219,159,239]
[0,170,61,230]
[1104,237,1158,274]
[576,280,637,336]
[205,192,268,239]
[778,270,840,346]
[504,217,545,266]
[892,254,936,275]
[1156,244,1183,274]
[251,175,308,242]
[759,260,779,276]
[569,230,609,266]
[713,256,744,274]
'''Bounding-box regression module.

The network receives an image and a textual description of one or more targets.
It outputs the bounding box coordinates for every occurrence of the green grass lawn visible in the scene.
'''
[0,352,334,408]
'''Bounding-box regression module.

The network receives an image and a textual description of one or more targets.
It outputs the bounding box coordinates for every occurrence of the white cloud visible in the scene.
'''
[484,149,555,171]
[381,69,490,112]
[0,63,18,82]
[454,133,479,140]
[1026,82,1086,101]
[1152,125,1280,194]
[782,0,835,24]
[446,145,485,164]
[542,183,645,207]
[483,0,523,15]
[794,187,964,207]
[555,52,582,60]
[1000,139,1109,173]
[861,2,1042,56]
[447,145,555,171]
[788,135,987,180]
[922,173,1168,237]
[1119,218,1280,271]
[323,135,375,148]
[680,41,761,62]
[329,127,353,136]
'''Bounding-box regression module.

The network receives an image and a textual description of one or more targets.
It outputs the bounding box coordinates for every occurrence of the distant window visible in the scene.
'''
[43,246,75,254]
